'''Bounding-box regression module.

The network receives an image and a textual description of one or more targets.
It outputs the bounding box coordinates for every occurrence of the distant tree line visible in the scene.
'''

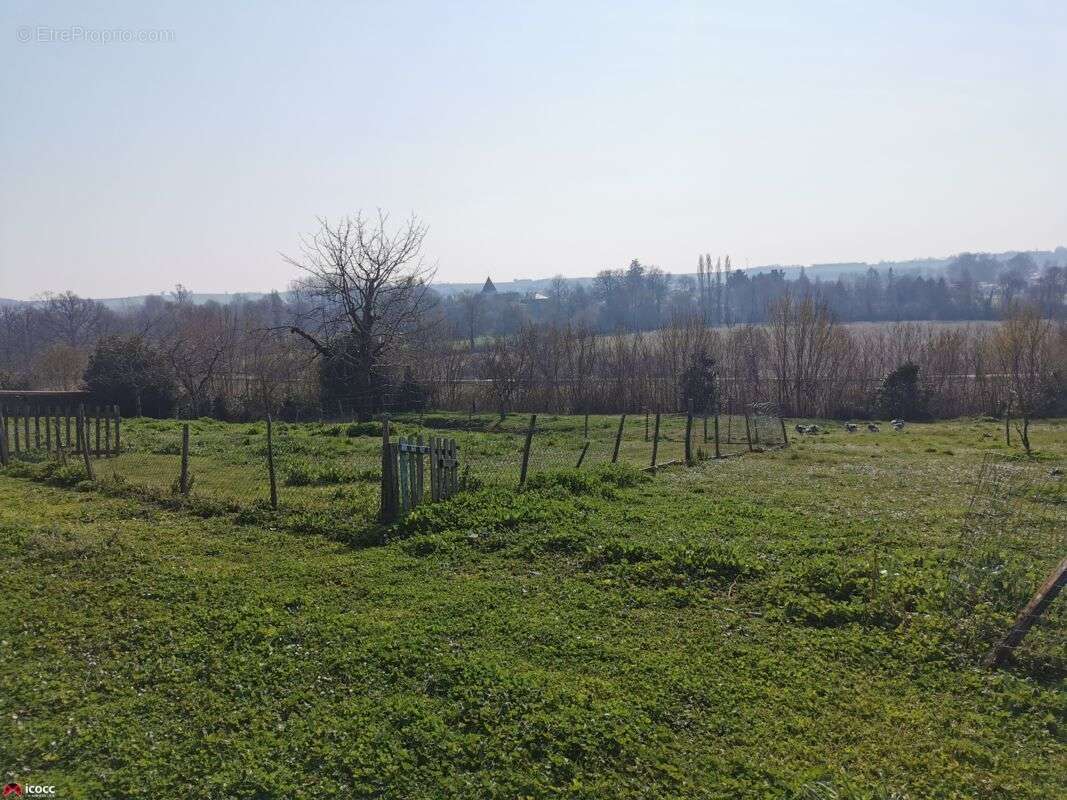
[1,227,1064,423]
[437,252,1066,341]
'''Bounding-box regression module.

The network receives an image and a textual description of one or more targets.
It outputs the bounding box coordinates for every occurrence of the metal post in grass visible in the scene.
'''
[650,412,661,473]
[78,404,94,481]
[114,405,121,455]
[583,413,589,439]
[179,423,190,495]
[519,413,537,488]
[0,405,7,467]
[266,415,278,510]
[685,406,694,464]
[611,414,626,464]
[575,441,590,469]
[713,403,721,459]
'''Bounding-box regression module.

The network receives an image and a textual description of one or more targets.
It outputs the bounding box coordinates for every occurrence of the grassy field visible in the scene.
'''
[1,416,1064,798]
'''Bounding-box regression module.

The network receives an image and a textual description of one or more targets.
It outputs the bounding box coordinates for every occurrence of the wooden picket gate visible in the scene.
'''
[381,431,459,521]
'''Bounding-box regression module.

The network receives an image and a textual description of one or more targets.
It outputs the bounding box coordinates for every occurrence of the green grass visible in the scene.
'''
[0,417,1065,798]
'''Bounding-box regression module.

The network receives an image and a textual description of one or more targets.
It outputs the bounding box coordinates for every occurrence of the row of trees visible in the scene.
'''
[412,305,1067,422]
[435,253,1067,341]
[1,213,1064,423]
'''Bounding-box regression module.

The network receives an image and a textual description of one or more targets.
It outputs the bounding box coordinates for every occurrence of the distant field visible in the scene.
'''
[0,416,1064,798]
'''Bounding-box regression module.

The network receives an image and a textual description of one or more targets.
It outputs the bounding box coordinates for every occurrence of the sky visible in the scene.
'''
[1,1,1065,300]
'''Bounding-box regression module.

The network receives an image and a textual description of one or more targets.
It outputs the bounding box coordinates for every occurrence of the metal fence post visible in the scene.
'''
[266,415,278,509]
[651,412,661,472]
[611,414,626,464]
[519,413,537,488]
[179,423,190,495]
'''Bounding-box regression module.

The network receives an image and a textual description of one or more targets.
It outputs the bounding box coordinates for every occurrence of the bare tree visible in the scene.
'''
[284,212,436,419]
[993,303,1053,454]
[43,291,108,348]
[457,291,484,352]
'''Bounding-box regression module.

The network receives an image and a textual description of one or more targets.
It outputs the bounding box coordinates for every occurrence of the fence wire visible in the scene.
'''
[3,406,788,521]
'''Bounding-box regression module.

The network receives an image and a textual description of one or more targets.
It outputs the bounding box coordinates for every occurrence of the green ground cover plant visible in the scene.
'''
[1,416,1064,798]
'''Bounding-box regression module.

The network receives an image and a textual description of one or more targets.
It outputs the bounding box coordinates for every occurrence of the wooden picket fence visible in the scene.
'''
[0,400,120,467]
[380,424,460,521]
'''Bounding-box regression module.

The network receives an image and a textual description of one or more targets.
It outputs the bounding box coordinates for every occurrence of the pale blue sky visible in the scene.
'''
[2,0,1065,298]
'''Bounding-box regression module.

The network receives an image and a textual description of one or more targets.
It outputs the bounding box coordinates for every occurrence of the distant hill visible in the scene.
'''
[3,248,1062,305]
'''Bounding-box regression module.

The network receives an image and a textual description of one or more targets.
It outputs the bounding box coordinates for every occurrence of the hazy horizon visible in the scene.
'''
[3,1,1066,299]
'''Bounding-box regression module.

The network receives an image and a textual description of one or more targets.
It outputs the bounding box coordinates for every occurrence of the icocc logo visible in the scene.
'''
[3,783,57,797]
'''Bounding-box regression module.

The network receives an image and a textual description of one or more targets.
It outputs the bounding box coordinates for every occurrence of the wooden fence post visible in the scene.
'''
[179,423,190,495]
[398,436,411,514]
[22,403,30,452]
[651,412,661,472]
[34,404,40,449]
[984,557,1067,668]
[45,405,52,452]
[413,435,422,503]
[611,414,626,464]
[519,414,537,488]
[779,412,790,448]
[583,413,589,440]
[744,409,753,452]
[266,415,278,510]
[78,405,94,481]
[379,416,395,522]
[95,406,102,458]
[13,405,20,454]
[114,406,121,455]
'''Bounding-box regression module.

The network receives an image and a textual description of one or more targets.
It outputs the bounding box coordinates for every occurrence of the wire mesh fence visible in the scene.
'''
[946,455,1066,673]
[2,405,790,526]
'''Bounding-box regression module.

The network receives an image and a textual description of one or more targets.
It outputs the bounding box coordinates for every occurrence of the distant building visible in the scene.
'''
[481,277,497,294]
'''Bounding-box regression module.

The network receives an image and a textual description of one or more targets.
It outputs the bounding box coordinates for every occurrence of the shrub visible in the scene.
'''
[875,362,930,421]
[84,335,175,418]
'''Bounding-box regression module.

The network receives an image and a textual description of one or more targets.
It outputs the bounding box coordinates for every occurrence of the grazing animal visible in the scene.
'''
[795,424,805,434]
[891,420,905,431]
[867,423,880,432]
[845,423,858,432]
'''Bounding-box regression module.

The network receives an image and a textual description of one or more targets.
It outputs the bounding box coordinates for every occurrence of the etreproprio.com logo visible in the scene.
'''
[3,783,57,797]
